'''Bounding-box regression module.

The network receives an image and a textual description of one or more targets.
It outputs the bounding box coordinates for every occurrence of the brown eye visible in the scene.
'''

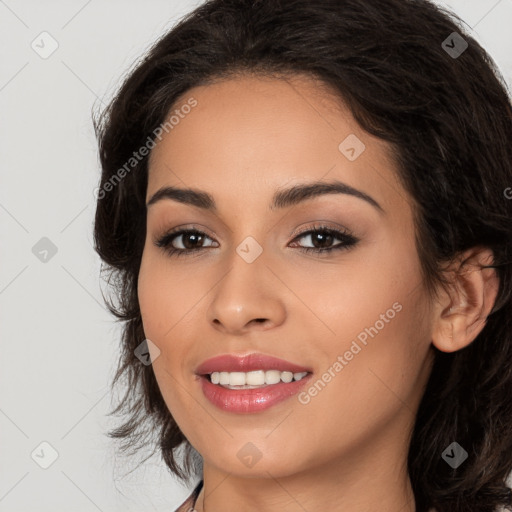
[289,226,358,254]
[155,229,216,257]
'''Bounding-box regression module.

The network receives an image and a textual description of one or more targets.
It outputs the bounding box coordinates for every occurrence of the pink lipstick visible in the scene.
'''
[196,353,312,413]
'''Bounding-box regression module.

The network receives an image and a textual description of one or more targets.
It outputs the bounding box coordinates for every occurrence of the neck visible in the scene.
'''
[193,421,417,512]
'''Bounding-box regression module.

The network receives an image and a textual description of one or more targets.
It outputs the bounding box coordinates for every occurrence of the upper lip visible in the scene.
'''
[195,353,312,375]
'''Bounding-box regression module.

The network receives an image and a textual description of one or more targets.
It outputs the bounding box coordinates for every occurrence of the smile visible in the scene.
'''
[195,353,313,413]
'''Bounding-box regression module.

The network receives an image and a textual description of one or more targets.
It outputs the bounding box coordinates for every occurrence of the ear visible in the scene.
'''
[431,246,499,353]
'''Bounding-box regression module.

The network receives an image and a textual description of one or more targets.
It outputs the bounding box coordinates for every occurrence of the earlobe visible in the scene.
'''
[431,247,499,353]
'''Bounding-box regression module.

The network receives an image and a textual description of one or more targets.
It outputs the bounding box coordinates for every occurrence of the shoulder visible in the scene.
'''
[172,480,203,512]
[173,494,195,512]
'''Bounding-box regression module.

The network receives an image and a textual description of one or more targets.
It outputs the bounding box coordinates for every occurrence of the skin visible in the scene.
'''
[137,73,499,512]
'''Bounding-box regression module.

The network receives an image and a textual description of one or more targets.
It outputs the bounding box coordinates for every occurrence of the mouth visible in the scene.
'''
[195,353,313,413]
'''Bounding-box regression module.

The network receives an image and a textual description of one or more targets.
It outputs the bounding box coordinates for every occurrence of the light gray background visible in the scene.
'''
[1,1,511,511]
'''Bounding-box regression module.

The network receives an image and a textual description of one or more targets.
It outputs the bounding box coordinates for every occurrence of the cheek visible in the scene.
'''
[137,251,194,397]
[138,251,206,433]
[298,232,430,413]
[288,291,431,473]
[138,248,207,340]
[298,230,421,338]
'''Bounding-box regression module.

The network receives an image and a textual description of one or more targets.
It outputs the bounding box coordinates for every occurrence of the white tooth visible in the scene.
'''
[265,370,281,385]
[229,372,246,386]
[212,370,308,387]
[281,371,293,383]
[246,370,265,386]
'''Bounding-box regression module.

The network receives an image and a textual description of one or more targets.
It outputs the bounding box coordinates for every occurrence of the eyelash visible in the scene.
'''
[154,224,359,258]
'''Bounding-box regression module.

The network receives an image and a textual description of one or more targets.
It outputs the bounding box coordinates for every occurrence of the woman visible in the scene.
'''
[93,0,512,511]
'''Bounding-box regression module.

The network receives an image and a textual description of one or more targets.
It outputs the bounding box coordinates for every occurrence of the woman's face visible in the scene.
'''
[138,74,436,479]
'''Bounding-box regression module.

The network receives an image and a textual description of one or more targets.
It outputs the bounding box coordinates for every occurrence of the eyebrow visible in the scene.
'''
[146,180,384,213]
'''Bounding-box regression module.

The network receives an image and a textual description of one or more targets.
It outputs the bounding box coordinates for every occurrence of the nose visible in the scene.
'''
[206,249,286,336]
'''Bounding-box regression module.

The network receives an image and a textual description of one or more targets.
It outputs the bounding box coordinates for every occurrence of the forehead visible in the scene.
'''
[146,74,404,214]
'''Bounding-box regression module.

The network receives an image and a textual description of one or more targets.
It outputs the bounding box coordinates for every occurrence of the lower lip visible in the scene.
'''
[198,374,312,413]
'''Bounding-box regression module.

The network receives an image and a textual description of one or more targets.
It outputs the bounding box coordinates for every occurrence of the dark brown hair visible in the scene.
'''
[93,1,512,510]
